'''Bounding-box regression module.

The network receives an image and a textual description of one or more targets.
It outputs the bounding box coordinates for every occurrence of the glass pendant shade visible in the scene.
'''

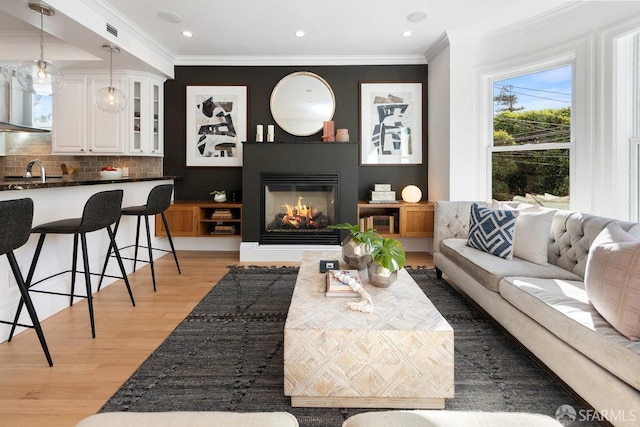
[17,3,64,96]
[95,45,127,114]
[17,59,64,96]
[95,86,127,113]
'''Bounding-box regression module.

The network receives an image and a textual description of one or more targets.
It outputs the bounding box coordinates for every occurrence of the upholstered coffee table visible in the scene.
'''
[284,250,454,409]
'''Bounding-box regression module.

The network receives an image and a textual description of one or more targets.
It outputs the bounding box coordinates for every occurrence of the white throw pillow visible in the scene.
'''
[585,223,640,341]
[513,210,554,265]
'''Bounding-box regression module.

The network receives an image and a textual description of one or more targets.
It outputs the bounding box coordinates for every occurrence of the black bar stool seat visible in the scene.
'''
[100,184,180,292]
[11,190,135,339]
[0,198,53,366]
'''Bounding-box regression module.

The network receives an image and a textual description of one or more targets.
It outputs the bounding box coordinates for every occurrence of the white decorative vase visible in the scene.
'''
[213,192,226,202]
[367,261,398,288]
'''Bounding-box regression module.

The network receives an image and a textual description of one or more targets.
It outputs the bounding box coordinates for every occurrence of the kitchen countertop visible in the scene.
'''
[0,176,180,191]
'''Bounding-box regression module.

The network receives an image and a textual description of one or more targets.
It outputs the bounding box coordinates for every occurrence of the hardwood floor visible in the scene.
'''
[0,251,432,427]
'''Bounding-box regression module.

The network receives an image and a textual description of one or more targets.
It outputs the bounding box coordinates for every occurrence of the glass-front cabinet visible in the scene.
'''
[129,75,164,156]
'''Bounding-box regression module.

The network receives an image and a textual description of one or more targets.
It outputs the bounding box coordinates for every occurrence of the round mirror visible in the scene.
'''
[270,72,335,136]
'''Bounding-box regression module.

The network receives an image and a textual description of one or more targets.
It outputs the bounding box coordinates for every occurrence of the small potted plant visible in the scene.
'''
[328,222,379,270]
[210,190,226,202]
[367,236,406,287]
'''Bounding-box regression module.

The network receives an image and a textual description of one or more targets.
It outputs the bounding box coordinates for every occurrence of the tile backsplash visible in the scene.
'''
[0,132,162,179]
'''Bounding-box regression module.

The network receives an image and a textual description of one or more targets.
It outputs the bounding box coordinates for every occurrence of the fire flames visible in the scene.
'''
[281,196,319,229]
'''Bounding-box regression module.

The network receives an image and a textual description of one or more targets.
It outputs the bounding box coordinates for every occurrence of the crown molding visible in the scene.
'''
[174,54,427,67]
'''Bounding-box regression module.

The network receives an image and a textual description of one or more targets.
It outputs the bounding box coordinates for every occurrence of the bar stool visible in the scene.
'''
[99,184,180,292]
[11,190,135,339]
[0,198,53,366]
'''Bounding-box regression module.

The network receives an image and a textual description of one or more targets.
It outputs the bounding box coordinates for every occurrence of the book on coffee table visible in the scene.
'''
[325,270,360,298]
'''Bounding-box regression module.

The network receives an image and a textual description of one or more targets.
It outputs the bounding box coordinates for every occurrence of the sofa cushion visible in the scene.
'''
[514,210,555,265]
[441,238,581,292]
[499,276,640,391]
[75,411,300,427]
[342,410,563,427]
[585,224,640,340]
[467,203,518,259]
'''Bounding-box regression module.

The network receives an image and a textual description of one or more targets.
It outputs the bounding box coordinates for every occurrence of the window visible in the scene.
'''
[490,64,573,209]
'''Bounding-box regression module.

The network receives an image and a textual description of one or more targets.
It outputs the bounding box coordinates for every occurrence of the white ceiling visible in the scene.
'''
[0,0,585,76]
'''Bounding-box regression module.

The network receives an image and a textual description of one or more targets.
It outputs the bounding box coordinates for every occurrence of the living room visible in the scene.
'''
[0,1,639,426]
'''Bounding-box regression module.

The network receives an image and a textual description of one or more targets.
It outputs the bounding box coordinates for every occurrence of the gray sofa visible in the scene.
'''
[433,201,640,427]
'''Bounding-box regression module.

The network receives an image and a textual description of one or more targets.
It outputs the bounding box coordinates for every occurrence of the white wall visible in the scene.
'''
[428,2,640,220]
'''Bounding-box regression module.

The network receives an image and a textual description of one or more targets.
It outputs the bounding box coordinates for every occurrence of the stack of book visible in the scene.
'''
[211,209,233,220]
[359,214,396,234]
[369,184,396,203]
[210,224,237,234]
[325,270,360,297]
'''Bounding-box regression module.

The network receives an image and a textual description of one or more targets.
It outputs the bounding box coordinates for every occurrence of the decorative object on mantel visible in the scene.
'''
[336,128,349,142]
[368,235,406,287]
[210,190,227,202]
[360,82,423,165]
[267,125,275,142]
[322,120,335,142]
[16,3,64,96]
[401,184,422,203]
[256,124,264,142]
[95,45,127,114]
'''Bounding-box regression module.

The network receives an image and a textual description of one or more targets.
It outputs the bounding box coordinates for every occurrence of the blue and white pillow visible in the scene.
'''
[467,203,518,259]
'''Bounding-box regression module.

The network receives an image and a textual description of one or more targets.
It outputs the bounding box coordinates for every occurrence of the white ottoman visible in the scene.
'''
[75,411,299,427]
[342,410,563,427]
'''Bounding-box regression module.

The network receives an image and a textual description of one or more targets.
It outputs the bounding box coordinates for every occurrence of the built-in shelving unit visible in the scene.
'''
[357,200,434,238]
[155,201,242,237]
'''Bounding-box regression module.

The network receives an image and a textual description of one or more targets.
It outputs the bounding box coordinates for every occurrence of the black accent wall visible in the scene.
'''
[163,65,428,201]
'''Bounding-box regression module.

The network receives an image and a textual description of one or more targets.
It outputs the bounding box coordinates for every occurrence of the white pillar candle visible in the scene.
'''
[256,125,264,142]
[267,125,275,142]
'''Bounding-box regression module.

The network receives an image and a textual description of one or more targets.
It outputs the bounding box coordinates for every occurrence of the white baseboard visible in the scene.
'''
[240,242,341,262]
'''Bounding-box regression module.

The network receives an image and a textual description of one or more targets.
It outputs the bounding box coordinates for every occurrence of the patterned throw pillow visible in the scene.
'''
[467,203,518,259]
[585,223,640,341]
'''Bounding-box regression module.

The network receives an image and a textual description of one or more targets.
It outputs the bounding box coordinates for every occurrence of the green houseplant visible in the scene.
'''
[328,222,379,270]
[368,236,406,287]
[210,190,226,202]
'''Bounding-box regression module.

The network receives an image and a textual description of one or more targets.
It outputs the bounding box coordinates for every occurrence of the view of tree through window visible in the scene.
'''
[491,65,572,208]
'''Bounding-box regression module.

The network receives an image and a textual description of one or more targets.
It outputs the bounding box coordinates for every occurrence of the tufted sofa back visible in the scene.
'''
[434,201,640,279]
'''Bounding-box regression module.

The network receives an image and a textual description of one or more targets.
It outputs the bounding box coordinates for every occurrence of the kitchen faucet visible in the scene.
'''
[25,159,46,182]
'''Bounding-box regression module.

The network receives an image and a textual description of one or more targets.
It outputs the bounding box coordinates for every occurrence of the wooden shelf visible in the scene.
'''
[155,201,242,237]
[357,200,434,238]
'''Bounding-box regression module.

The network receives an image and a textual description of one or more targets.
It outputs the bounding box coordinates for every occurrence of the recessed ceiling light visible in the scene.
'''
[407,11,428,23]
[182,30,193,38]
[158,10,182,23]
[294,30,305,38]
[402,30,412,37]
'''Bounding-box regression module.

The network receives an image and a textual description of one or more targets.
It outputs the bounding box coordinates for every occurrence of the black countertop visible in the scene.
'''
[0,176,180,191]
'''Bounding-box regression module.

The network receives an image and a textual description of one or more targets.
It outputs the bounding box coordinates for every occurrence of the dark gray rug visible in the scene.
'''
[100,266,598,426]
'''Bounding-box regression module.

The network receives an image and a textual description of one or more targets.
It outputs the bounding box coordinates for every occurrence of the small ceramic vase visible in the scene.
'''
[336,129,349,142]
[367,261,398,288]
[213,192,227,202]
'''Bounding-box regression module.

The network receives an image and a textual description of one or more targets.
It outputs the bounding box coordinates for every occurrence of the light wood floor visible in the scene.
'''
[0,251,432,427]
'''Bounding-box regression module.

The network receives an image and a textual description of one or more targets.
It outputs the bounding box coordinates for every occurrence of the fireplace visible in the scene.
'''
[241,141,358,261]
[261,173,340,245]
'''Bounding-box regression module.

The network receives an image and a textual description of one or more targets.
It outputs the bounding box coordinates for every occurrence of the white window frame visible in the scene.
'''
[631,138,640,221]
[486,56,576,205]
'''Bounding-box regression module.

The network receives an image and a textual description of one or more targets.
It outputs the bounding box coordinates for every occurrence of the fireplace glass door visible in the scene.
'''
[261,173,340,245]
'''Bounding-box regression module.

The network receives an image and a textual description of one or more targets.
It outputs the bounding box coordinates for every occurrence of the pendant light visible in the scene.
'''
[16,3,64,96]
[95,45,127,114]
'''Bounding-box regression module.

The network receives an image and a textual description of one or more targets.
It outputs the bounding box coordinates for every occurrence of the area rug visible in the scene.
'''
[100,266,599,426]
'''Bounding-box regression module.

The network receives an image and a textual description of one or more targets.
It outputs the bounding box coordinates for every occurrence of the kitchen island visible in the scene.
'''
[0,176,177,342]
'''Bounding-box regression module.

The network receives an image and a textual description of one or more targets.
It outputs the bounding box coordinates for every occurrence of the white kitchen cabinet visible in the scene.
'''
[128,75,164,156]
[52,71,165,156]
